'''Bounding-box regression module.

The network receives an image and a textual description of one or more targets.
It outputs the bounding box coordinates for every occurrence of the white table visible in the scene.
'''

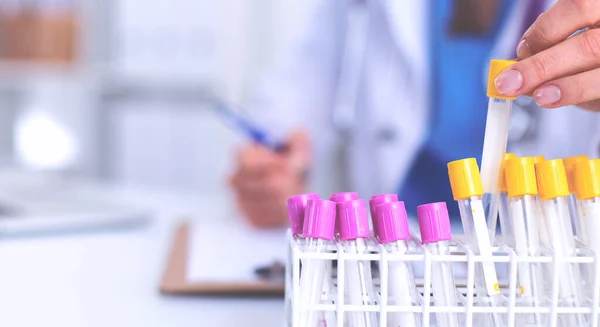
[0,183,284,327]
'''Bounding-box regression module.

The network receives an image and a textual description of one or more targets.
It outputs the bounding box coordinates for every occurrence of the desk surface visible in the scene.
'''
[0,182,284,327]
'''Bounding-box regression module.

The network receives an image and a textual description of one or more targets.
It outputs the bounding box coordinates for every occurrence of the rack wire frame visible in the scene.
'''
[284,230,600,327]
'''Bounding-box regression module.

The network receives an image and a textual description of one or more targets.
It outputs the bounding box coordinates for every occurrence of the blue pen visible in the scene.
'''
[213,101,287,152]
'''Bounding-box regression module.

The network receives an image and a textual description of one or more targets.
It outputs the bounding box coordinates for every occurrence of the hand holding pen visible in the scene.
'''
[218,99,311,228]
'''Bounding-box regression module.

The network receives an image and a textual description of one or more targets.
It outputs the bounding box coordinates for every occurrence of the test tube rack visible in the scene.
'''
[284,231,600,327]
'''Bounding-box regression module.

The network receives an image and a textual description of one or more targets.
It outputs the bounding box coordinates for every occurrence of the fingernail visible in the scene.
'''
[495,70,523,95]
[534,85,561,106]
[516,39,531,59]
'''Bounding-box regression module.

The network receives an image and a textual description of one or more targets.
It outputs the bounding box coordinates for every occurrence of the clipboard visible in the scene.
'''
[159,222,285,296]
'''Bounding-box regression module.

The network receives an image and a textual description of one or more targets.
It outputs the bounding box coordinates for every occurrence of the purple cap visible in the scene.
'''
[286,193,320,235]
[303,199,336,240]
[369,194,398,233]
[417,202,452,244]
[337,199,371,240]
[330,192,359,203]
[329,192,359,233]
[373,201,410,243]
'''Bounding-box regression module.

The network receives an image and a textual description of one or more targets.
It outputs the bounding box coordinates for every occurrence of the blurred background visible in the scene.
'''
[0,0,304,196]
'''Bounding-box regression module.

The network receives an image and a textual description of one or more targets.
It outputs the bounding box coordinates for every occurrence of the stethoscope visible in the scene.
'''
[330,0,544,150]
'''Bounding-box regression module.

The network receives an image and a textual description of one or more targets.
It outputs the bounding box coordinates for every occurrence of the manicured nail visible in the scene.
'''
[534,85,561,106]
[516,39,531,59]
[495,70,523,95]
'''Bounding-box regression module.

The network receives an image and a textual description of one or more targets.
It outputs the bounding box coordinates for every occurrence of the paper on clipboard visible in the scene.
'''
[186,222,287,283]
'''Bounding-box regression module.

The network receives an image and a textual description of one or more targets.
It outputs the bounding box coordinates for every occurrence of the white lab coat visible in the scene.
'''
[249,0,600,198]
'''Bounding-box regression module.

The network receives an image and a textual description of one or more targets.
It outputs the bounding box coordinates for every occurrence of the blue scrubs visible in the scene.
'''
[399,0,514,221]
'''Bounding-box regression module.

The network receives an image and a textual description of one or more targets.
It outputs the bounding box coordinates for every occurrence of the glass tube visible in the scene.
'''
[498,191,513,246]
[341,238,378,327]
[580,197,600,295]
[458,196,504,327]
[481,98,512,241]
[384,240,419,327]
[509,195,544,325]
[427,240,460,327]
[299,238,332,327]
[541,197,586,327]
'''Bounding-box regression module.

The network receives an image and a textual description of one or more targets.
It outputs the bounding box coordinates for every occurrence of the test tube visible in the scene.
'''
[287,193,337,326]
[328,192,359,312]
[299,199,337,327]
[447,158,503,327]
[369,193,398,236]
[536,160,586,326]
[481,59,516,241]
[574,158,600,289]
[338,199,378,327]
[330,192,359,236]
[417,202,460,327]
[505,157,544,325]
[287,193,321,238]
[532,156,552,249]
[564,155,589,244]
[373,201,420,327]
[498,152,516,246]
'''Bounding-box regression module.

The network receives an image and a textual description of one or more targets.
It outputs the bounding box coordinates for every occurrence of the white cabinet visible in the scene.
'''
[106,101,240,194]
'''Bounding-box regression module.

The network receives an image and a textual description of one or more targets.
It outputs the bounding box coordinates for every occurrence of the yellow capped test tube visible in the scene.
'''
[533,156,545,165]
[536,159,586,326]
[574,159,600,247]
[505,157,544,325]
[564,155,589,243]
[482,60,517,241]
[574,159,600,292]
[531,155,552,249]
[498,152,516,246]
[448,158,503,327]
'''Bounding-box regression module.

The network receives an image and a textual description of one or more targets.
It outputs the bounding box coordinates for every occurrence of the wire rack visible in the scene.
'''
[284,231,600,327]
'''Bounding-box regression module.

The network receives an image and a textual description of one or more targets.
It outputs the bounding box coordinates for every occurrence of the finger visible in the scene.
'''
[231,171,296,198]
[284,130,311,174]
[517,0,600,59]
[236,145,284,175]
[533,67,600,109]
[237,198,288,227]
[495,28,600,96]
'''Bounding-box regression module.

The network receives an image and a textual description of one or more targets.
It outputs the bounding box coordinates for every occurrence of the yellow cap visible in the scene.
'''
[448,158,484,200]
[563,155,589,194]
[535,159,570,200]
[505,157,538,198]
[574,159,600,200]
[498,153,517,192]
[487,59,518,100]
[532,156,545,165]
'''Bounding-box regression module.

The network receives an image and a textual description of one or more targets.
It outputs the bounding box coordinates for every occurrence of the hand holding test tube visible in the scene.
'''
[417,202,461,327]
[337,199,378,327]
[373,201,420,327]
